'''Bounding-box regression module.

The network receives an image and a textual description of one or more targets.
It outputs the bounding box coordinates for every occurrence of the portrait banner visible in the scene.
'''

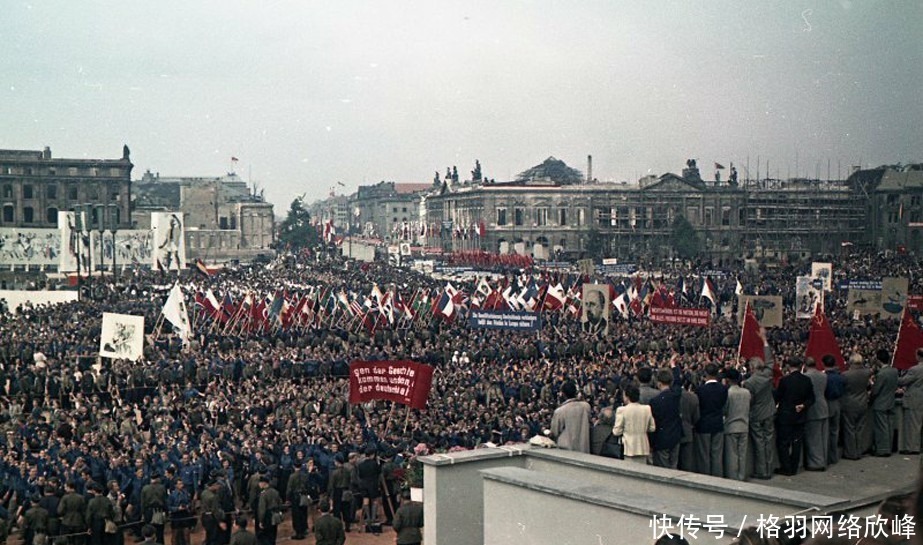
[649,307,710,327]
[736,295,783,328]
[99,313,145,361]
[811,262,833,291]
[796,276,823,319]
[151,212,186,271]
[58,211,79,272]
[846,289,882,316]
[348,360,434,410]
[881,277,909,319]
[581,283,610,336]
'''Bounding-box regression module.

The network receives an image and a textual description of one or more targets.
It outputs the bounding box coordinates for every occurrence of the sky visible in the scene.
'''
[1,0,921,210]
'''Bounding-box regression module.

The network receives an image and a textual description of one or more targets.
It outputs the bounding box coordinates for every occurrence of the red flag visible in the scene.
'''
[805,304,845,371]
[893,309,923,370]
[738,302,764,361]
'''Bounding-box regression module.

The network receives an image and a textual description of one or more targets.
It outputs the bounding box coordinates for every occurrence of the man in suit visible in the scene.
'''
[637,367,660,405]
[723,368,752,481]
[774,357,815,476]
[898,348,923,454]
[613,385,656,463]
[678,383,700,472]
[313,500,345,545]
[803,357,829,471]
[870,352,899,457]
[743,357,775,479]
[694,363,728,477]
[393,489,424,545]
[649,369,683,469]
[549,380,591,453]
[841,353,872,460]
[823,354,846,465]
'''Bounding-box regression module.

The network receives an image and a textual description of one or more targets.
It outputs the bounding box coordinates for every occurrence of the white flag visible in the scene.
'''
[736,278,744,296]
[162,283,191,345]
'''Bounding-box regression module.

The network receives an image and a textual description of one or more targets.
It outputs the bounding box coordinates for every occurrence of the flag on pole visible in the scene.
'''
[805,304,845,370]
[736,278,744,296]
[715,163,725,169]
[893,309,923,370]
[738,302,764,361]
[700,277,717,309]
[162,283,191,345]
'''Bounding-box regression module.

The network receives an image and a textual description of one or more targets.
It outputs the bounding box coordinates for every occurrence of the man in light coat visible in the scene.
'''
[743,357,775,479]
[723,368,752,481]
[613,385,656,463]
[898,348,923,454]
[550,380,591,453]
[803,357,829,471]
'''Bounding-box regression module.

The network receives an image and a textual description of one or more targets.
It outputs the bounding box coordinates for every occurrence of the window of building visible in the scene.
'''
[220,217,229,229]
[2,185,11,198]
[514,208,524,226]
[46,207,58,224]
[402,207,407,213]
[536,207,549,226]
[2,205,13,223]
[558,208,567,226]
[594,207,609,226]
[23,207,34,223]
[230,216,237,229]
[912,195,922,207]
[497,207,507,226]
[68,185,78,200]
[393,207,398,213]
[87,185,98,200]
[23,185,33,199]
[704,207,713,226]
[577,208,585,226]
[686,207,699,225]
[721,207,731,226]
[47,184,57,199]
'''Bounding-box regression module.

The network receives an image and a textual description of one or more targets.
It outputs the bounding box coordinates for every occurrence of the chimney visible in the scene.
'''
[587,155,593,183]
[43,146,51,159]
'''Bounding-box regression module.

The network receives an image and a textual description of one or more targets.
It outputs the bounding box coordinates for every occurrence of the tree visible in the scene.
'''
[276,195,321,250]
[584,228,607,258]
[670,214,701,260]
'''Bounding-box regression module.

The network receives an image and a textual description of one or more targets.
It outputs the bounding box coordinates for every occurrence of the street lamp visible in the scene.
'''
[95,203,119,278]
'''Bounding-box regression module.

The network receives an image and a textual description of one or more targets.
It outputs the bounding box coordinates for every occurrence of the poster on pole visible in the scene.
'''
[811,262,833,292]
[881,277,909,319]
[846,289,882,316]
[151,212,186,271]
[796,276,823,319]
[99,313,145,361]
[581,284,610,335]
[737,295,783,328]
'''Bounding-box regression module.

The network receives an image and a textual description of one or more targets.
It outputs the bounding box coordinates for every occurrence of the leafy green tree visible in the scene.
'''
[670,214,701,260]
[584,228,607,258]
[277,195,321,249]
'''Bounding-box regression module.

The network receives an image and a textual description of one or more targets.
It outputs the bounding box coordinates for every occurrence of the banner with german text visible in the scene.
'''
[348,360,434,410]
[649,307,710,327]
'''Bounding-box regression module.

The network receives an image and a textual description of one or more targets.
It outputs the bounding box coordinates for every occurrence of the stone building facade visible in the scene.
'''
[425,160,869,264]
[351,181,430,239]
[0,146,132,230]
[133,171,274,263]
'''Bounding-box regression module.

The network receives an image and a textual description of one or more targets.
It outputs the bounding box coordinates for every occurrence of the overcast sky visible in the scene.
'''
[1,0,921,209]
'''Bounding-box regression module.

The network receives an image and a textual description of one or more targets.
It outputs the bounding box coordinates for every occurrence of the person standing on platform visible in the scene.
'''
[823,354,846,466]
[841,354,872,460]
[694,364,727,477]
[774,358,815,476]
[803,357,829,471]
[870,352,899,457]
[549,380,591,453]
[723,368,751,481]
[743,358,775,479]
[898,348,923,454]
[678,384,699,472]
[649,369,682,469]
[613,385,656,464]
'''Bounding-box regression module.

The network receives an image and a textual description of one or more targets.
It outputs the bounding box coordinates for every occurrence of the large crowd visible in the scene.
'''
[1,247,922,545]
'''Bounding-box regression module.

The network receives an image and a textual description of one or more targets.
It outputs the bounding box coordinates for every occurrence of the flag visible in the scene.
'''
[613,292,629,319]
[195,258,212,277]
[893,309,923,370]
[738,302,764,361]
[544,283,566,312]
[805,304,845,371]
[231,157,239,162]
[701,278,717,309]
[736,278,744,296]
[435,290,455,321]
[478,219,486,238]
[162,283,191,345]
[715,163,725,169]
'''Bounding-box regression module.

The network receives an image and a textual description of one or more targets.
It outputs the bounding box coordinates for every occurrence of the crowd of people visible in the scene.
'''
[0,247,921,545]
